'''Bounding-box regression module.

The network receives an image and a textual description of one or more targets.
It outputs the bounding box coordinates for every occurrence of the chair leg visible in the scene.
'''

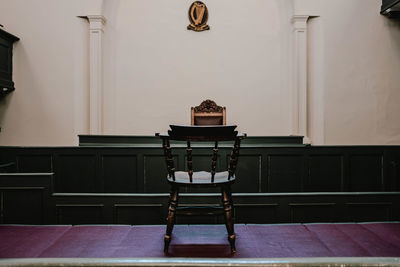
[221,185,236,253]
[164,186,179,253]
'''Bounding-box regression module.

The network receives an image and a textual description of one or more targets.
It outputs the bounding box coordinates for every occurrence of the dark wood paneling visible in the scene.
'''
[306,155,343,192]
[56,204,103,224]
[0,173,54,224]
[0,161,16,172]
[55,155,97,193]
[50,192,400,225]
[101,155,137,193]
[349,155,383,191]
[2,143,400,194]
[0,144,400,224]
[114,204,163,225]
[345,202,392,222]
[185,153,223,193]
[2,189,44,224]
[188,154,224,173]
[1,142,400,225]
[234,203,278,223]
[175,203,223,224]
[17,155,53,173]
[268,155,303,192]
[387,151,400,191]
[233,155,262,193]
[143,155,176,193]
[289,203,336,223]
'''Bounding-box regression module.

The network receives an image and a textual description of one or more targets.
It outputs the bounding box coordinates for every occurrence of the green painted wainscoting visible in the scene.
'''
[0,136,399,224]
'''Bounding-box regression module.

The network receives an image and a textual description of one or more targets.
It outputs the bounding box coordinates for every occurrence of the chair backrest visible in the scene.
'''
[157,125,246,183]
[191,99,226,125]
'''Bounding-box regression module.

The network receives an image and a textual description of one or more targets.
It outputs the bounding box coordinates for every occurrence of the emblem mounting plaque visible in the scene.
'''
[187,1,210,32]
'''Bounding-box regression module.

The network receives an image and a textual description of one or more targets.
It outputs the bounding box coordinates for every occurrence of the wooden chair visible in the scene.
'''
[156,125,246,254]
[191,99,226,125]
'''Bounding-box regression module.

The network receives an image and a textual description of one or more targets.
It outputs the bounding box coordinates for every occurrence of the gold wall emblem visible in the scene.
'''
[187,1,210,32]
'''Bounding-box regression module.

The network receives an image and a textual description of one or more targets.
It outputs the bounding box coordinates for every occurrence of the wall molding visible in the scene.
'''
[83,15,107,134]
[292,15,310,144]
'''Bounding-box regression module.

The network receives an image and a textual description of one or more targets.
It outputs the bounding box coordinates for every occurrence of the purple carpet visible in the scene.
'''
[1,223,399,258]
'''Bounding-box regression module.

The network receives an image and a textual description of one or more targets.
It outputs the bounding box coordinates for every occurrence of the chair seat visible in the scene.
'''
[168,171,235,185]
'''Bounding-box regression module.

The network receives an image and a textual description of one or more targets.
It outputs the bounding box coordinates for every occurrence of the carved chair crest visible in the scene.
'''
[191,99,226,125]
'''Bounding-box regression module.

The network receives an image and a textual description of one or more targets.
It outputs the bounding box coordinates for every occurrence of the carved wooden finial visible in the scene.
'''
[193,99,224,113]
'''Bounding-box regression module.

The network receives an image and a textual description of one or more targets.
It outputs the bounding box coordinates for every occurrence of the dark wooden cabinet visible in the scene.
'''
[381,0,400,18]
[0,27,19,97]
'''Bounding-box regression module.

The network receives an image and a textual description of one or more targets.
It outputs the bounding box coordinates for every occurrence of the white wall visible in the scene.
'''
[101,0,294,136]
[0,0,400,145]
[298,0,400,144]
[0,0,102,146]
[322,0,400,144]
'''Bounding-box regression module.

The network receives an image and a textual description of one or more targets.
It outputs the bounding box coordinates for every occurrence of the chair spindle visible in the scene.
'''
[187,141,193,183]
[211,141,218,183]
[228,138,241,179]
[163,138,175,181]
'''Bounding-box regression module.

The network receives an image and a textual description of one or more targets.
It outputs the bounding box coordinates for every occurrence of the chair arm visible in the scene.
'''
[155,133,170,139]
[237,133,247,139]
